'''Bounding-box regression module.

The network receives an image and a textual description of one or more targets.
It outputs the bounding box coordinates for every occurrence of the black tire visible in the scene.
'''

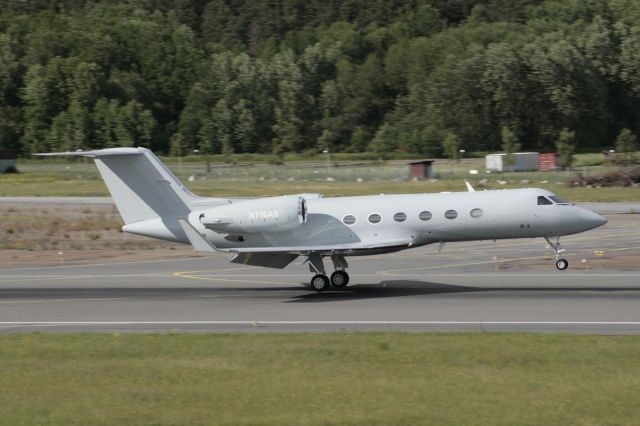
[555,259,568,271]
[330,271,349,288]
[310,274,330,292]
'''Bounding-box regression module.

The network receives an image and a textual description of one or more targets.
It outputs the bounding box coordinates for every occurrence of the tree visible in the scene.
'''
[501,126,521,167]
[271,50,304,155]
[0,34,18,105]
[615,128,637,166]
[22,61,66,153]
[442,132,461,163]
[93,98,121,148]
[618,24,640,94]
[4,0,640,157]
[271,81,302,156]
[369,123,389,155]
[201,99,232,154]
[169,132,185,157]
[556,128,576,170]
[0,34,21,152]
[232,100,255,153]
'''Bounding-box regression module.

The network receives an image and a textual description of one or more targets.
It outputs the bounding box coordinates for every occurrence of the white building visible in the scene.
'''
[485,152,539,172]
[0,150,17,173]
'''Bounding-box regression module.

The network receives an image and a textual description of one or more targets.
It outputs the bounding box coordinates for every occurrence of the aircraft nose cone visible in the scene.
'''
[595,213,608,226]
[579,208,607,229]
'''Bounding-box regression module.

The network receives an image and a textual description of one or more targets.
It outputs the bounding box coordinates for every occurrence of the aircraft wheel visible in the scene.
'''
[330,271,349,288]
[310,274,330,292]
[555,259,568,271]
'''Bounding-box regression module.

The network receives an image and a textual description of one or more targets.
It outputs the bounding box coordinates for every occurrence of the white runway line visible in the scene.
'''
[1,321,640,326]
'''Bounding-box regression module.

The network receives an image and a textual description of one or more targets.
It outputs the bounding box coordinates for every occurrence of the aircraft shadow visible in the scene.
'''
[285,280,640,303]
[1,281,638,302]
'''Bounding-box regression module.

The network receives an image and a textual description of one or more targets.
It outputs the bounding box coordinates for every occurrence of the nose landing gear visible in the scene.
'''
[545,236,569,270]
[305,253,350,291]
[555,258,568,270]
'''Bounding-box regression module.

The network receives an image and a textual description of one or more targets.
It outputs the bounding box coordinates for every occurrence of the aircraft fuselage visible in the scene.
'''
[192,188,606,253]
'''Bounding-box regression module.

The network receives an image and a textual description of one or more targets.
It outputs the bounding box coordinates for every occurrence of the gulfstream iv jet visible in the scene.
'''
[38,148,607,291]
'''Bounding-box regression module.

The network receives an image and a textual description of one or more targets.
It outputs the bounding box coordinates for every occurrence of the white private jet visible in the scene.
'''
[38,148,607,291]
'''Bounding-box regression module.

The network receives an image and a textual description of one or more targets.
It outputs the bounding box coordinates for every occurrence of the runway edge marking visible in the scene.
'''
[1,321,640,326]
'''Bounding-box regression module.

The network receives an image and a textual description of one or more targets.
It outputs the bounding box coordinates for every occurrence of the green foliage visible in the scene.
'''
[615,128,638,166]
[556,128,576,170]
[2,1,640,156]
[501,126,521,166]
[442,132,461,161]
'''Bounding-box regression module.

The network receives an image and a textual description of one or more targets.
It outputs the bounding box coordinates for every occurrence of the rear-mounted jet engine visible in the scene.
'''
[194,195,307,234]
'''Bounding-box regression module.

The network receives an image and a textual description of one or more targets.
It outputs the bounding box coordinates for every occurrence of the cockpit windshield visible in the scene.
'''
[538,194,573,205]
[537,196,553,205]
[549,195,571,205]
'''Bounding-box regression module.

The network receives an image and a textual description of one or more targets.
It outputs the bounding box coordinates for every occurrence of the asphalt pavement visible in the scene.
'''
[1,207,638,334]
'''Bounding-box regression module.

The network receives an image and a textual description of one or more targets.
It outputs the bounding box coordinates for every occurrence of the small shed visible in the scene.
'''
[408,160,435,179]
[538,153,557,171]
[0,150,17,173]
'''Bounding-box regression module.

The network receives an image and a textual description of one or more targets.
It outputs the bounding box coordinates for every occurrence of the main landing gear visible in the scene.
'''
[307,253,350,292]
[545,236,568,270]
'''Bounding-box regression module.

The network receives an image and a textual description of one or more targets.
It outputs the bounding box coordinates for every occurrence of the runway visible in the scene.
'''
[1,209,639,334]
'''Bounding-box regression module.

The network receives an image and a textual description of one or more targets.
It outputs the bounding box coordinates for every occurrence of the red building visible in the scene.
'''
[408,160,435,179]
[538,153,557,171]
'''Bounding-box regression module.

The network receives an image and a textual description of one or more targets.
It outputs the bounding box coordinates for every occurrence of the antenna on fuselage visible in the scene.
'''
[464,180,476,192]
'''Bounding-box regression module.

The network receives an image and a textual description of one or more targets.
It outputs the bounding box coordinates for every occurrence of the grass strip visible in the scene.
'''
[0,332,639,425]
[1,174,639,201]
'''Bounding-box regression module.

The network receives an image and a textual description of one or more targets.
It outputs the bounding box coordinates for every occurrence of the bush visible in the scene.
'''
[569,167,640,187]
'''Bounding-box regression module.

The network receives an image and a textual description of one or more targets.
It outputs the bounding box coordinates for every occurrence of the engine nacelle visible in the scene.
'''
[195,195,308,234]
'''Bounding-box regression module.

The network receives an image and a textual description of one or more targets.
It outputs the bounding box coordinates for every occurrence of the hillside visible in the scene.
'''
[1,0,640,156]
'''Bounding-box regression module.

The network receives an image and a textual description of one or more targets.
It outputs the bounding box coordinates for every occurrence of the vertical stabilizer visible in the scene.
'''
[92,148,196,223]
[36,147,206,242]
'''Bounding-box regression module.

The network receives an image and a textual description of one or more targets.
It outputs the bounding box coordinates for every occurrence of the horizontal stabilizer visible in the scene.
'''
[34,148,146,157]
[177,219,217,253]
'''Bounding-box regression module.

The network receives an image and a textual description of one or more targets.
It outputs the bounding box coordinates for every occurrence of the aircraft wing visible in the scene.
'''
[224,240,413,255]
[179,219,412,254]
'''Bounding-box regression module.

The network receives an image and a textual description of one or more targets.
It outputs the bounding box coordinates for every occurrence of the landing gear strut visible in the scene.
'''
[305,253,350,291]
[545,236,568,271]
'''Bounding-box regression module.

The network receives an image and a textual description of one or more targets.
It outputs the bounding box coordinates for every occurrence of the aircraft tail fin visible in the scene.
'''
[35,147,197,225]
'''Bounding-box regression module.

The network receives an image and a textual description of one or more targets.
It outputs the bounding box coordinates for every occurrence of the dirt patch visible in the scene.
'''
[0,203,196,267]
[0,248,196,268]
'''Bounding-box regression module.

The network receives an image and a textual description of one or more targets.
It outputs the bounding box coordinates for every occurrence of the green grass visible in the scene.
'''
[2,153,639,201]
[1,172,640,200]
[0,333,639,425]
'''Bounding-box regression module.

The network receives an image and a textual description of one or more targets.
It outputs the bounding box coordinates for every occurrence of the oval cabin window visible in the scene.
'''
[393,212,407,222]
[470,208,483,218]
[419,211,432,221]
[368,213,382,224]
[343,215,357,225]
[444,209,458,219]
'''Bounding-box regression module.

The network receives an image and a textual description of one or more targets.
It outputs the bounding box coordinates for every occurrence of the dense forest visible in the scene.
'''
[1,0,640,157]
